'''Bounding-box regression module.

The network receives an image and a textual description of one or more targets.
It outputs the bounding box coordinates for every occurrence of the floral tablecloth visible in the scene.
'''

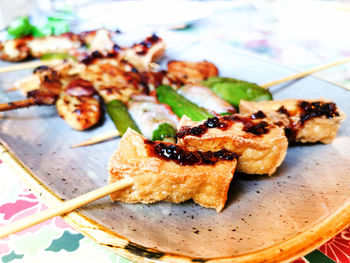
[1,1,350,262]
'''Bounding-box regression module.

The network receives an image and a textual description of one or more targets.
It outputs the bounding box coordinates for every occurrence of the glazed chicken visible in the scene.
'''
[108,129,238,212]
[6,65,101,131]
[0,33,80,62]
[0,29,116,62]
[56,79,101,131]
[177,114,288,176]
[123,34,166,72]
[239,99,345,144]
[166,60,219,86]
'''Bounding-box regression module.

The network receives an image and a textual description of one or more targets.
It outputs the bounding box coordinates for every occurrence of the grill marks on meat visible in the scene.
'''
[27,67,62,105]
[84,62,147,103]
[56,79,101,131]
[0,29,114,62]
[167,60,219,86]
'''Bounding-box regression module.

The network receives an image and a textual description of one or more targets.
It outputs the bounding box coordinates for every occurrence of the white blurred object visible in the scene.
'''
[269,0,350,50]
[76,0,246,31]
[0,0,36,30]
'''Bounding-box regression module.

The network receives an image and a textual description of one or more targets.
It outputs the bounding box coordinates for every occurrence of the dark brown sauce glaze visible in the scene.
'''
[251,111,266,119]
[177,115,271,139]
[81,50,108,65]
[27,89,58,105]
[66,79,95,97]
[298,101,339,124]
[144,140,238,166]
[33,65,50,74]
[276,101,340,141]
[133,34,161,56]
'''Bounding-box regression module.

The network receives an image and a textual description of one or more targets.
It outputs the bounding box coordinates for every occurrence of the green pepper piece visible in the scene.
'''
[7,16,33,38]
[202,77,273,107]
[152,122,176,142]
[106,100,140,136]
[41,53,77,61]
[46,17,69,35]
[31,26,52,38]
[156,85,213,121]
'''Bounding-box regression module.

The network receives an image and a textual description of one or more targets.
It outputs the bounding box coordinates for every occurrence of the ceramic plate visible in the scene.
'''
[0,41,349,262]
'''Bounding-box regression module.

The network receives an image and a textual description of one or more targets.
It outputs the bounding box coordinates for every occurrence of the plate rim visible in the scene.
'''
[1,41,350,262]
[2,142,350,263]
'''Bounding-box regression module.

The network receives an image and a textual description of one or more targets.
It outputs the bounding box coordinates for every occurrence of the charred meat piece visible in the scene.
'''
[0,33,80,62]
[56,79,101,131]
[239,99,345,144]
[123,34,166,72]
[167,60,219,86]
[108,129,237,212]
[0,36,32,61]
[177,115,288,176]
[84,62,146,103]
[78,29,115,53]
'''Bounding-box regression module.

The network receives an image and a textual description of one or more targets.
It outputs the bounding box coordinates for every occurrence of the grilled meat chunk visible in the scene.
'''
[167,60,218,86]
[56,79,101,130]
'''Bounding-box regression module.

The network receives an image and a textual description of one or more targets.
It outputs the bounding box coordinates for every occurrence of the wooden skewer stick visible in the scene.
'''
[0,98,36,112]
[0,60,58,74]
[5,86,21,92]
[260,57,350,89]
[71,130,120,148]
[0,177,134,239]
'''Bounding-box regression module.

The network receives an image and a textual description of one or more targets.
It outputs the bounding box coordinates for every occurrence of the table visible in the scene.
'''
[0,1,350,262]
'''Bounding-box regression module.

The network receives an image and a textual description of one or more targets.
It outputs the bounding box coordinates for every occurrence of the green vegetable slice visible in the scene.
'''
[202,77,273,107]
[7,16,33,38]
[156,85,213,121]
[41,53,77,61]
[6,16,70,39]
[46,17,69,35]
[152,123,176,142]
[106,100,140,136]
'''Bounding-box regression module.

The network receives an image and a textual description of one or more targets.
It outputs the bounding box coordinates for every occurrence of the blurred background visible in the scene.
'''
[1,0,350,86]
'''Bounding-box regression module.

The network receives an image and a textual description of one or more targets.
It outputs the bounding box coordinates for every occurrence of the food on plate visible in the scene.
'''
[177,84,236,115]
[123,34,166,72]
[0,28,115,62]
[127,95,178,142]
[202,76,273,107]
[56,79,101,131]
[166,60,219,86]
[156,85,214,121]
[106,99,140,136]
[177,114,288,175]
[239,99,345,144]
[0,33,80,62]
[108,129,238,212]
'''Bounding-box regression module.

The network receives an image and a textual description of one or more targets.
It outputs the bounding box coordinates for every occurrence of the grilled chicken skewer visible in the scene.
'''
[1,34,167,131]
[0,65,102,130]
[73,60,221,146]
[0,29,115,62]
